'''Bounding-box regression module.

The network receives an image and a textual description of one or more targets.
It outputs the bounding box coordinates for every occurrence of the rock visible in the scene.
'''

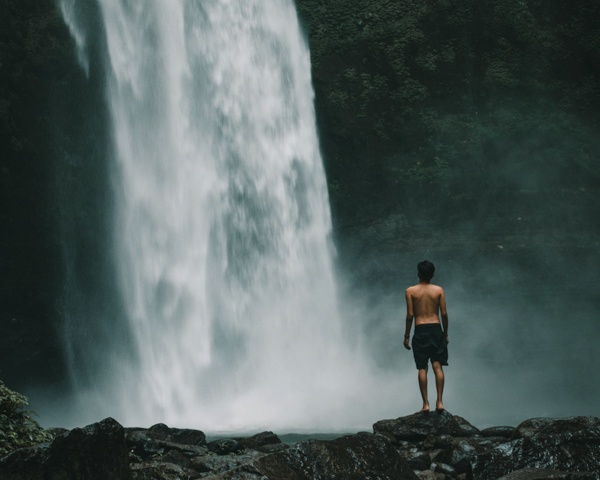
[147,423,206,446]
[191,450,265,476]
[170,429,207,446]
[434,434,456,449]
[208,439,242,455]
[472,436,510,448]
[127,430,208,459]
[435,438,478,474]
[159,449,194,470]
[423,435,437,449]
[418,470,446,480]
[131,461,202,480]
[209,433,419,480]
[256,443,289,453]
[497,468,596,480]
[469,436,600,480]
[235,431,281,450]
[374,410,462,441]
[480,426,515,438]
[377,431,400,445]
[435,462,457,477]
[0,417,129,480]
[512,417,600,441]
[407,451,432,470]
[148,423,171,437]
[453,417,480,437]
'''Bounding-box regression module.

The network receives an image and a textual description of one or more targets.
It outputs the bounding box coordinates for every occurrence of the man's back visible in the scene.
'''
[406,283,446,325]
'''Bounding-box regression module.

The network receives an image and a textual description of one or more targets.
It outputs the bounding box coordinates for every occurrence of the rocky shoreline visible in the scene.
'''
[0,411,598,480]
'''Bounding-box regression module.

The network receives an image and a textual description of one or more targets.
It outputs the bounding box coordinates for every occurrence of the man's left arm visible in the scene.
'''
[440,289,449,343]
[404,289,414,350]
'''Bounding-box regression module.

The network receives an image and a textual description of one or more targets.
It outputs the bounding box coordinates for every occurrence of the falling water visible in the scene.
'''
[59,0,402,430]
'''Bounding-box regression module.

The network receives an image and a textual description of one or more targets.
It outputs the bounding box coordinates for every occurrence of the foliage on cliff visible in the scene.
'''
[296,0,600,224]
[0,378,53,456]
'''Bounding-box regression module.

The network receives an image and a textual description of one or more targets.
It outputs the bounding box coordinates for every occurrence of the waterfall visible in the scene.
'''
[59,0,400,431]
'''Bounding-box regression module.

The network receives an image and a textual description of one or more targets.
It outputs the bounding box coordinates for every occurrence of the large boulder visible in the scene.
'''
[480,426,515,438]
[374,410,462,441]
[469,436,600,480]
[435,438,479,474]
[126,430,208,459]
[207,433,419,480]
[453,416,480,437]
[497,468,595,480]
[130,462,202,480]
[235,431,281,450]
[0,417,130,480]
[469,416,600,480]
[512,417,600,441]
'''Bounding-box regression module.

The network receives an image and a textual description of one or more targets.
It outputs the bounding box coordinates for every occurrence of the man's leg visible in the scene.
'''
[431,360,445,410]
[418,366,429,412]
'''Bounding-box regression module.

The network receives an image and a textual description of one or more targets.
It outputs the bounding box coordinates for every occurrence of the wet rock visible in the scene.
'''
[208,439,242,455]
[497,468,596,480]
[472,436,510,448]
[210,433,419,480]
[407,451,432,470]
[435,438,478,474]
[423,435,437,450]
[191,450,265,476]
[147,423,206,446]
[469,435,600,480]
[377,431,399,445]
[255,443,289,453]
[0,417,129,480]
[480,426,515,438]
[235,431,281,450]
[453,416,480,437]
[418,470,446,480]
[148,423,171,437]
[374,410,462,441]
[434,434,456,449]
[170,429,207,446]
[512,416,600,441]
[131,461,202,480]
[127,430,208,459]
[435,462,457,478]
[160,449,194,470]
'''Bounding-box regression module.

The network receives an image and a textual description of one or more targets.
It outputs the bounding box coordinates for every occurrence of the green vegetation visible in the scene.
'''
[0,378,54,456]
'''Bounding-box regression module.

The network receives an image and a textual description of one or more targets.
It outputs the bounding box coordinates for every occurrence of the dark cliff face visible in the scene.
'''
[296,0,600,244]
[0,0,112,390]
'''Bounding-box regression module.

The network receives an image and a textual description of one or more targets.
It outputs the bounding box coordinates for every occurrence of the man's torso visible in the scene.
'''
[407,284,443,325]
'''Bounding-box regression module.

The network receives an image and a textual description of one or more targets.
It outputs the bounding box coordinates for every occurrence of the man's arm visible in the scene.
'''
[404,289,414,350]
[440,288,449,343]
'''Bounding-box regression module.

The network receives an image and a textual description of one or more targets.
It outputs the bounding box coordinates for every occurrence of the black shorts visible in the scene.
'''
[412,323,448,370]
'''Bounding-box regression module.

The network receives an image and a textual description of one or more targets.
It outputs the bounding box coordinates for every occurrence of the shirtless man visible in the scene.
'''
[403,260,449,412]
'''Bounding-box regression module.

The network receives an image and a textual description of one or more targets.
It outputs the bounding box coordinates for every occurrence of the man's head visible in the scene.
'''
[417,260,435,281]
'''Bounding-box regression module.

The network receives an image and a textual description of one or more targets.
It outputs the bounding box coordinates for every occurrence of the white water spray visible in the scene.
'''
[60,0,404,431]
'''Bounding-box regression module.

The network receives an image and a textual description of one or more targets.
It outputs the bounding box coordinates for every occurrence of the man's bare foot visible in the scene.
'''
[419,405,430,413]
[435,401,444,411]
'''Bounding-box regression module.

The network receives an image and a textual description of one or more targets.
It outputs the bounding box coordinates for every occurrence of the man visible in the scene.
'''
[403,260,449,412]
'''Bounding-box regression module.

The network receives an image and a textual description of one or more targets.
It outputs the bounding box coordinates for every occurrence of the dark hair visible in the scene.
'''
[418,260,435,280]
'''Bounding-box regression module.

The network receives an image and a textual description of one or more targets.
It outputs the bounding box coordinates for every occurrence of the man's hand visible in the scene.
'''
[445,335,449,344]
[403,338,411,350]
